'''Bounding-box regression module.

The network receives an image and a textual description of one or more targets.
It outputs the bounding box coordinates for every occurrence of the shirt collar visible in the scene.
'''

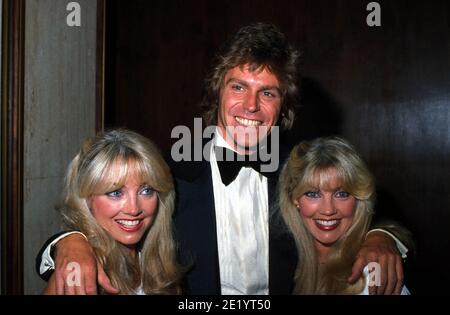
[213,127,268,154]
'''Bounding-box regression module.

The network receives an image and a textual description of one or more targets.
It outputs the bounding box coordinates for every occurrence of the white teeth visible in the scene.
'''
[235,117,262,126]
[315,220,338,226]
[116,220,140,226]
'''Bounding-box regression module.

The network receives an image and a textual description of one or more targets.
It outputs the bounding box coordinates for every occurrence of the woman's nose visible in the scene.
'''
[124,195,142,216]
[319,196,337,215]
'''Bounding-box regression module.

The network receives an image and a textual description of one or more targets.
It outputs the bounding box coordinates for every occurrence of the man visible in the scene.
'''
[37,23,408,295]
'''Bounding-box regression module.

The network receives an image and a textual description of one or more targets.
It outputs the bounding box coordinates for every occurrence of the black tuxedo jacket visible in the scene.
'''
[168,146,298,295]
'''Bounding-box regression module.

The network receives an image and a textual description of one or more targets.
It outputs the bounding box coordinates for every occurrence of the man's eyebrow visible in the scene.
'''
[225,78,281,93]
[225,78,249,87]
[260,85,281,93]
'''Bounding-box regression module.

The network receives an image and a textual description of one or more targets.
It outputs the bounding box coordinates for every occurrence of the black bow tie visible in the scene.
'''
[214,146,275,186]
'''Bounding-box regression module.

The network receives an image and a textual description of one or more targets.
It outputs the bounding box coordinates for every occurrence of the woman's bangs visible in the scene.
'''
[90,157,133,195]
[305,166,344,191]
[133,158,158,191]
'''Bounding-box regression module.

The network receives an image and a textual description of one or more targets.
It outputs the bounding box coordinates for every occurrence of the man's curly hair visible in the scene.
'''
[201,22,301,130]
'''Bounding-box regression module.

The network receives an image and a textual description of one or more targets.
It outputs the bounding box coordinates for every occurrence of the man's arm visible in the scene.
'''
[36,232,119,295]
[36,231,75,281]
[42,273,57,295]
[369,220,414,256]
[348,221,413,295]
[36,231,89,280]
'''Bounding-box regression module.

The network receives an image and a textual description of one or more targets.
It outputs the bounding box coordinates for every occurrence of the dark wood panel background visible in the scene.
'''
[104,0,450,294]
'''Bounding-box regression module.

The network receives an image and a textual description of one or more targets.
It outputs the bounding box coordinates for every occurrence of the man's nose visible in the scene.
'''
[243,92,259,112]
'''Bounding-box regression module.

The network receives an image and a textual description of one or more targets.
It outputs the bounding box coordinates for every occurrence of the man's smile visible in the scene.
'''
[235,116,263,126]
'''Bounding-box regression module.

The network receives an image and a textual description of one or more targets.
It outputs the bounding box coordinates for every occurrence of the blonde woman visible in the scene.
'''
[43,129,182,294]
[278,137,410,294]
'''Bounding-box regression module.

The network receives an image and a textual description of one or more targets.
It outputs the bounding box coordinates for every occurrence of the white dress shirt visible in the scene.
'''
[210,129,269,295]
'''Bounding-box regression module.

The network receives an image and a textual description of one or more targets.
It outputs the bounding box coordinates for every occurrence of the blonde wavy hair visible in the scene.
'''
[60,129,182,294]
[278,137,375,294]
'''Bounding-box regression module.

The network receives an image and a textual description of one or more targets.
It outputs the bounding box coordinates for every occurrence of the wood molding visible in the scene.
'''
[1,0,25,295]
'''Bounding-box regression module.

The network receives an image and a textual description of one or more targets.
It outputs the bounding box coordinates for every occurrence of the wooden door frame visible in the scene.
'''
[1,0,105,294]
[1,0,25,295]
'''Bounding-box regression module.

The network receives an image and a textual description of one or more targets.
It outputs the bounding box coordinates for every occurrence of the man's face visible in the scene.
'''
[217,64,282,152]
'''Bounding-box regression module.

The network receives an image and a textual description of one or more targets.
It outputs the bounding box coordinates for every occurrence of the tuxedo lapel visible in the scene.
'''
[170,144,297,295]
[267,147,297,294]
[172,160,221,294]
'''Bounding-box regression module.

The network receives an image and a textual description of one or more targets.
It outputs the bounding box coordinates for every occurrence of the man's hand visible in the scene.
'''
[42,273,57,294]
[52,233,120,295]
[348,231,404,295]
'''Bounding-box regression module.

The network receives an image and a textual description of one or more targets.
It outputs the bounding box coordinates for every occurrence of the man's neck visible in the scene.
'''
[215,127,258,156]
